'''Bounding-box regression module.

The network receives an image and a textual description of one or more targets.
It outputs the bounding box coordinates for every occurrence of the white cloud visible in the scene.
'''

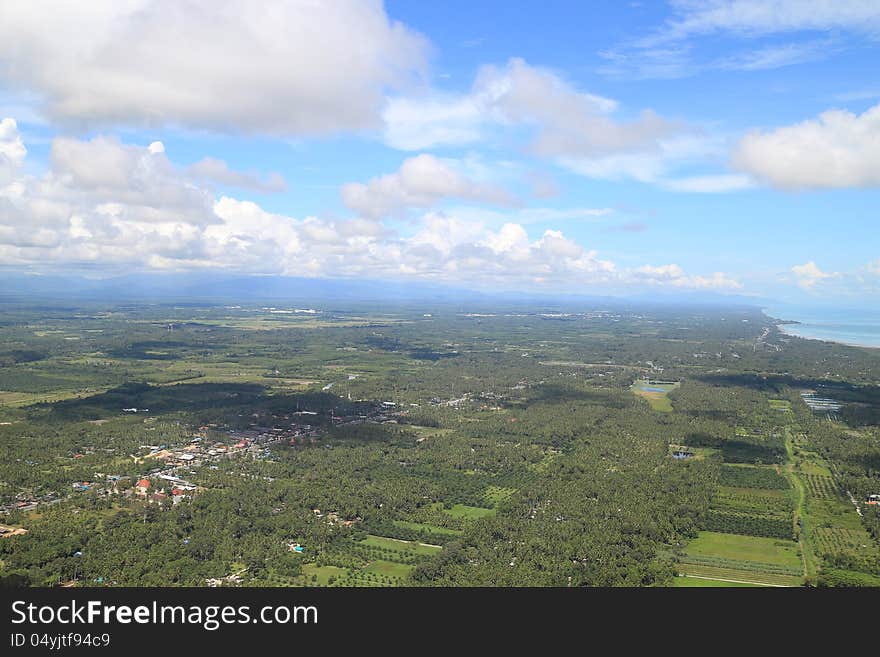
[188,157,287,193]
[383,93,487,151]
[47,135,218,226]
[0,123,744,294]
[341,154,515,219]
[734,103,880,189]
[445,205,614,227]
[867,259,880,275]
[384,59,758,189]
[0,117,26,184]
[601,2,880,79]
[559,133,726,184]
[633,263,742,289]
[661,173,755,193]
[662,1,880,39]
[715,39,832,71]
[791,261,840,289]
[383,58,677,159]
[0,0,427,135]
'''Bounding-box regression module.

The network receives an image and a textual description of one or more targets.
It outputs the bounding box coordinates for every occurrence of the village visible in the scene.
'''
[1,397,404,516]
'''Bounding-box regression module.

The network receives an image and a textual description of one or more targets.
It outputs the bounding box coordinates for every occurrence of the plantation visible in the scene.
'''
[803,474,844,500]
[719,464,789,489]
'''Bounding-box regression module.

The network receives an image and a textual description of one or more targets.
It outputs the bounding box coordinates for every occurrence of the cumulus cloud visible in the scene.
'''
[0,0,427,135]
[0,122,743,293]
[341,154,515,219]
[187,158,287,193]
[443,206,614,228]
[383,58,678,159]
[557,133,732,186]
[382,59,725,187]
[633,263,742,289]
[733,103,880,189]
[0,117,26,184]
[791,261,839,289]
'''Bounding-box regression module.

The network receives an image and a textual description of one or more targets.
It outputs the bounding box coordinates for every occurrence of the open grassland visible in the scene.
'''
[392,520,463,537]
[631,379,679,412]
[361,534,442,555]
[301,564,349,586]
[672,574,761,587]
[435,503,496,519]
[684,531,802,569]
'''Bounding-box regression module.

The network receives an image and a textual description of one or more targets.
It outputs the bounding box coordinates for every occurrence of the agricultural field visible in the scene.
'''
[360,534,443,556]
[631,379,679,412]
[684,532,802,568]
[672,575,761,587]
[436,503,496,520]
[676,531,804,587]
[1,301,878,588]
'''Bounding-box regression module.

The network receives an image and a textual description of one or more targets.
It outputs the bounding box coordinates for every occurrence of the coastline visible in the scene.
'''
[773,318,880,350]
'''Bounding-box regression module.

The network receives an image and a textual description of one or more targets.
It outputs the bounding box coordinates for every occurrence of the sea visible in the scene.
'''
[762,304,880,349]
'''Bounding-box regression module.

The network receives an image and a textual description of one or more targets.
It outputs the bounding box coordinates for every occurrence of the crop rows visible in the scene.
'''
[677,563,802,587]
[803,474,843,500]
[813,527,874,556]
[679,554,802,576]
[711,488,793,518]
[720,465,789,490]
[702,510,794,540]
[349,544,421,565]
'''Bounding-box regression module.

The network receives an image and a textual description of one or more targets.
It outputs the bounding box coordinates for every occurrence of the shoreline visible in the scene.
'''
[774,321,880,350]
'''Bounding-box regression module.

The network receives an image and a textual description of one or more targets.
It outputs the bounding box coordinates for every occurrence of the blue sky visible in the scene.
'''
[0,1,878,305]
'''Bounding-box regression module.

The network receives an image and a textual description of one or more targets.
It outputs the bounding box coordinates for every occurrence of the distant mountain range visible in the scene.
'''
[0,271,769,309]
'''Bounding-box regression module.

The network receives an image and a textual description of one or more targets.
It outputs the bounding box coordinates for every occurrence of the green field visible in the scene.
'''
[436,503,496,519]
[671,575,760,587]
[361,535,442,555]
[631,379,678,412]
[685,531,801,568]
[363,560,414,578]
[392,520,463,537]
[301,564,349,586]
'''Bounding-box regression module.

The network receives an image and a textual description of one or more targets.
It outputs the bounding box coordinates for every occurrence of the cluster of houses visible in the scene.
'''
[0,492,61,515]
[66,472,200,506]
[130,474,198,505]
[312,508,361,527]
